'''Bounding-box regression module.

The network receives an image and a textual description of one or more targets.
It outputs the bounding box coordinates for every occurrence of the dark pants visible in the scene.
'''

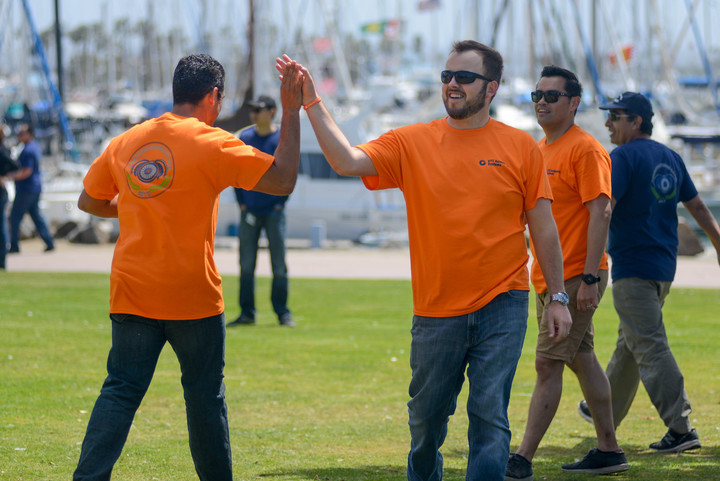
[9,189,54,251]
[0,187,7,268]
[239,208,289,319]
[73,313,232,481]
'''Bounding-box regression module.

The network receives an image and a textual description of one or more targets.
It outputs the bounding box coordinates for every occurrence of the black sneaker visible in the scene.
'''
[561,448,628,474]
[226,315,256,327]
[505,452,533,481]
[578,400,593,424]
[279,312,296,327]
[649,428,701,453]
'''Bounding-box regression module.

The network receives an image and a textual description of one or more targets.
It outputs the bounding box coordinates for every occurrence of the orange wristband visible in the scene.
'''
[303,97,322,110]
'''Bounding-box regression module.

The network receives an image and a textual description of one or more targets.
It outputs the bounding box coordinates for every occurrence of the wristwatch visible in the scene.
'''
[550,291,570,306]
[582,273,601,285]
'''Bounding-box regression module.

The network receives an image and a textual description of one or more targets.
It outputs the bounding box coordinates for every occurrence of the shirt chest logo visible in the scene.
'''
[478,159,505,167]
[125,142,175,198]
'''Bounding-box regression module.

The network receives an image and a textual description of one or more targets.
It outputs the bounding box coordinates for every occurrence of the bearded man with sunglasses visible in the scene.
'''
[278,41,572,481]
[574,92,720,454]
[506,66,627,481]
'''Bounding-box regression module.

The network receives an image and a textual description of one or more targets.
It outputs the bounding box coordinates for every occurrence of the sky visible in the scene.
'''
[20,0,720,72]
[9,0,720,96]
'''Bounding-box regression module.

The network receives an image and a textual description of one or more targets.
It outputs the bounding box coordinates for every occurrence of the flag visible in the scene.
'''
[418,0,441,11]
[360,19,402,38]
[313,37,332,53]
[609,45,634,66]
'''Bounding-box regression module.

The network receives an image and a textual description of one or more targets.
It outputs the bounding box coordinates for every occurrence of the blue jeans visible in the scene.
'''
[407,291,529,481]
[74,313,232,481]
[0,187,7,268]
[9,189,54,251]
[239,208,289,319]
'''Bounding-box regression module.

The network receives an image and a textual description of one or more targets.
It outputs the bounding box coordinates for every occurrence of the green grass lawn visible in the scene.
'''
[1,272,719,480]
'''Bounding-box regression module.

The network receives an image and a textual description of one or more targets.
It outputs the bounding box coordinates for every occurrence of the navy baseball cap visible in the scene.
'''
[247,95,276,110]
[599,92,653,121]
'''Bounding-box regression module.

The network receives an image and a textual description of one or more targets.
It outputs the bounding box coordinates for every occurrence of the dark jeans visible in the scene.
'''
[9,189,54,251]
[239,208,289,319]
[0,187,7,268]
[73,313,232,481]
[407,291,529,481]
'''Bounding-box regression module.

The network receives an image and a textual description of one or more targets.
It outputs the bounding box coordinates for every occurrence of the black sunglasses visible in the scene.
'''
[250,107,267,113]
[441,70,493,85]
[607,112,634,122]
[531,90,572,103]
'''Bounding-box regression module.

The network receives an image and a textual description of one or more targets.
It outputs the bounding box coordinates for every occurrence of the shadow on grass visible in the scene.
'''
[532,436,720,480]
[258,464,466,480]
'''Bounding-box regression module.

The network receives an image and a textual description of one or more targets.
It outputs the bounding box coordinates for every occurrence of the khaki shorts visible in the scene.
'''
[536,270,608,363]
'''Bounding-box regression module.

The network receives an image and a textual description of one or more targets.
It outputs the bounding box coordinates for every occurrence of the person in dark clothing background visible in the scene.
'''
[227,95,295,328]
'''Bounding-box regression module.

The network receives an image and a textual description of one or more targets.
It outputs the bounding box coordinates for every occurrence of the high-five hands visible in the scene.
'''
[276,55,304,111]
[276,54,319,107]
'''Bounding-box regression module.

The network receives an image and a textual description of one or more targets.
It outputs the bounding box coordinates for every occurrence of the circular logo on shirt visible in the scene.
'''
[651,164,677,203]
[125,142,174,198]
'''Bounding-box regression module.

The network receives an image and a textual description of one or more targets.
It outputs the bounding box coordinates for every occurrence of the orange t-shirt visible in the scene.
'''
[359,118,552,317]
[530,124,611,293]
[83,112,274,319]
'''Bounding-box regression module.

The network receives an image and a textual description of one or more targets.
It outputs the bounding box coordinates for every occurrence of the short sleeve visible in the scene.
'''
[215,134,274,191]
[576,148,612,203]
[358,130,403,190]
[524,142,553,211]
[83,148,119,200]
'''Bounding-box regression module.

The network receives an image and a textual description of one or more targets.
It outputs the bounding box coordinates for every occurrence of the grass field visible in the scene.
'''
[1,272,719,480]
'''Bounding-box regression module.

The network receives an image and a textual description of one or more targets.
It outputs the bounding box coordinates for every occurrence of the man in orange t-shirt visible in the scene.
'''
[280,43,571,481]
[506,66,625,481]
[73,54,304,481]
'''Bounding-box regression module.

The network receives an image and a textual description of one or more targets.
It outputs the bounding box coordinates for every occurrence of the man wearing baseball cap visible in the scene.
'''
[227,94,295,327]
[576,91,720,453]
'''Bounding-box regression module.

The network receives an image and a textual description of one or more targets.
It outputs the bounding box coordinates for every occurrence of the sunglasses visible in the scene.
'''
[250,107,267,113]
[531,90,572,103]
[607,112,634,122]
[441,70,493,85]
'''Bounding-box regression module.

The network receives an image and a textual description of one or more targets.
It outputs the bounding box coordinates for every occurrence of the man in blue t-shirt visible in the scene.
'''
[227,95,294,327]
[7,123,55,254]
[577,92,720,453]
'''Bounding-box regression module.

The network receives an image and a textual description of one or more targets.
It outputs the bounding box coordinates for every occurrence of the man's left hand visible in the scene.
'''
[576,282,599,312]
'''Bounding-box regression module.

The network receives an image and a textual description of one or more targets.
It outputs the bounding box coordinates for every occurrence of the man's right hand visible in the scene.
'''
[546,302,572,343]
[276,56,303,111]
[276,54,319,107]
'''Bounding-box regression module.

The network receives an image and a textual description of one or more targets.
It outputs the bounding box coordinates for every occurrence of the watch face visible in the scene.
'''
[552,292,569,305]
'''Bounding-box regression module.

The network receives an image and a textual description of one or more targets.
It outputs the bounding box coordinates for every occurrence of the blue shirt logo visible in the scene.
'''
[650,164,677,203]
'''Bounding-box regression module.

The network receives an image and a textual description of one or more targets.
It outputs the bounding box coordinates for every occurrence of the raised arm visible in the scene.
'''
[276,55,377,178]
[252,59,303,195]
[526,198,572,342]
[682,194,720,266]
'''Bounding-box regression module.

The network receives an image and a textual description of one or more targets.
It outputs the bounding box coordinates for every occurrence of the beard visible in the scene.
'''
[443,82,488,120]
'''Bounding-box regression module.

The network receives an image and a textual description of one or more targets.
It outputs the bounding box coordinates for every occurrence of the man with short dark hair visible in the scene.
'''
[506,66,627,480]
[227,94,294,327]
[280,40,572,481]
[7,123,55,253]
[577,91,720,453]
[73,53,304,481]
